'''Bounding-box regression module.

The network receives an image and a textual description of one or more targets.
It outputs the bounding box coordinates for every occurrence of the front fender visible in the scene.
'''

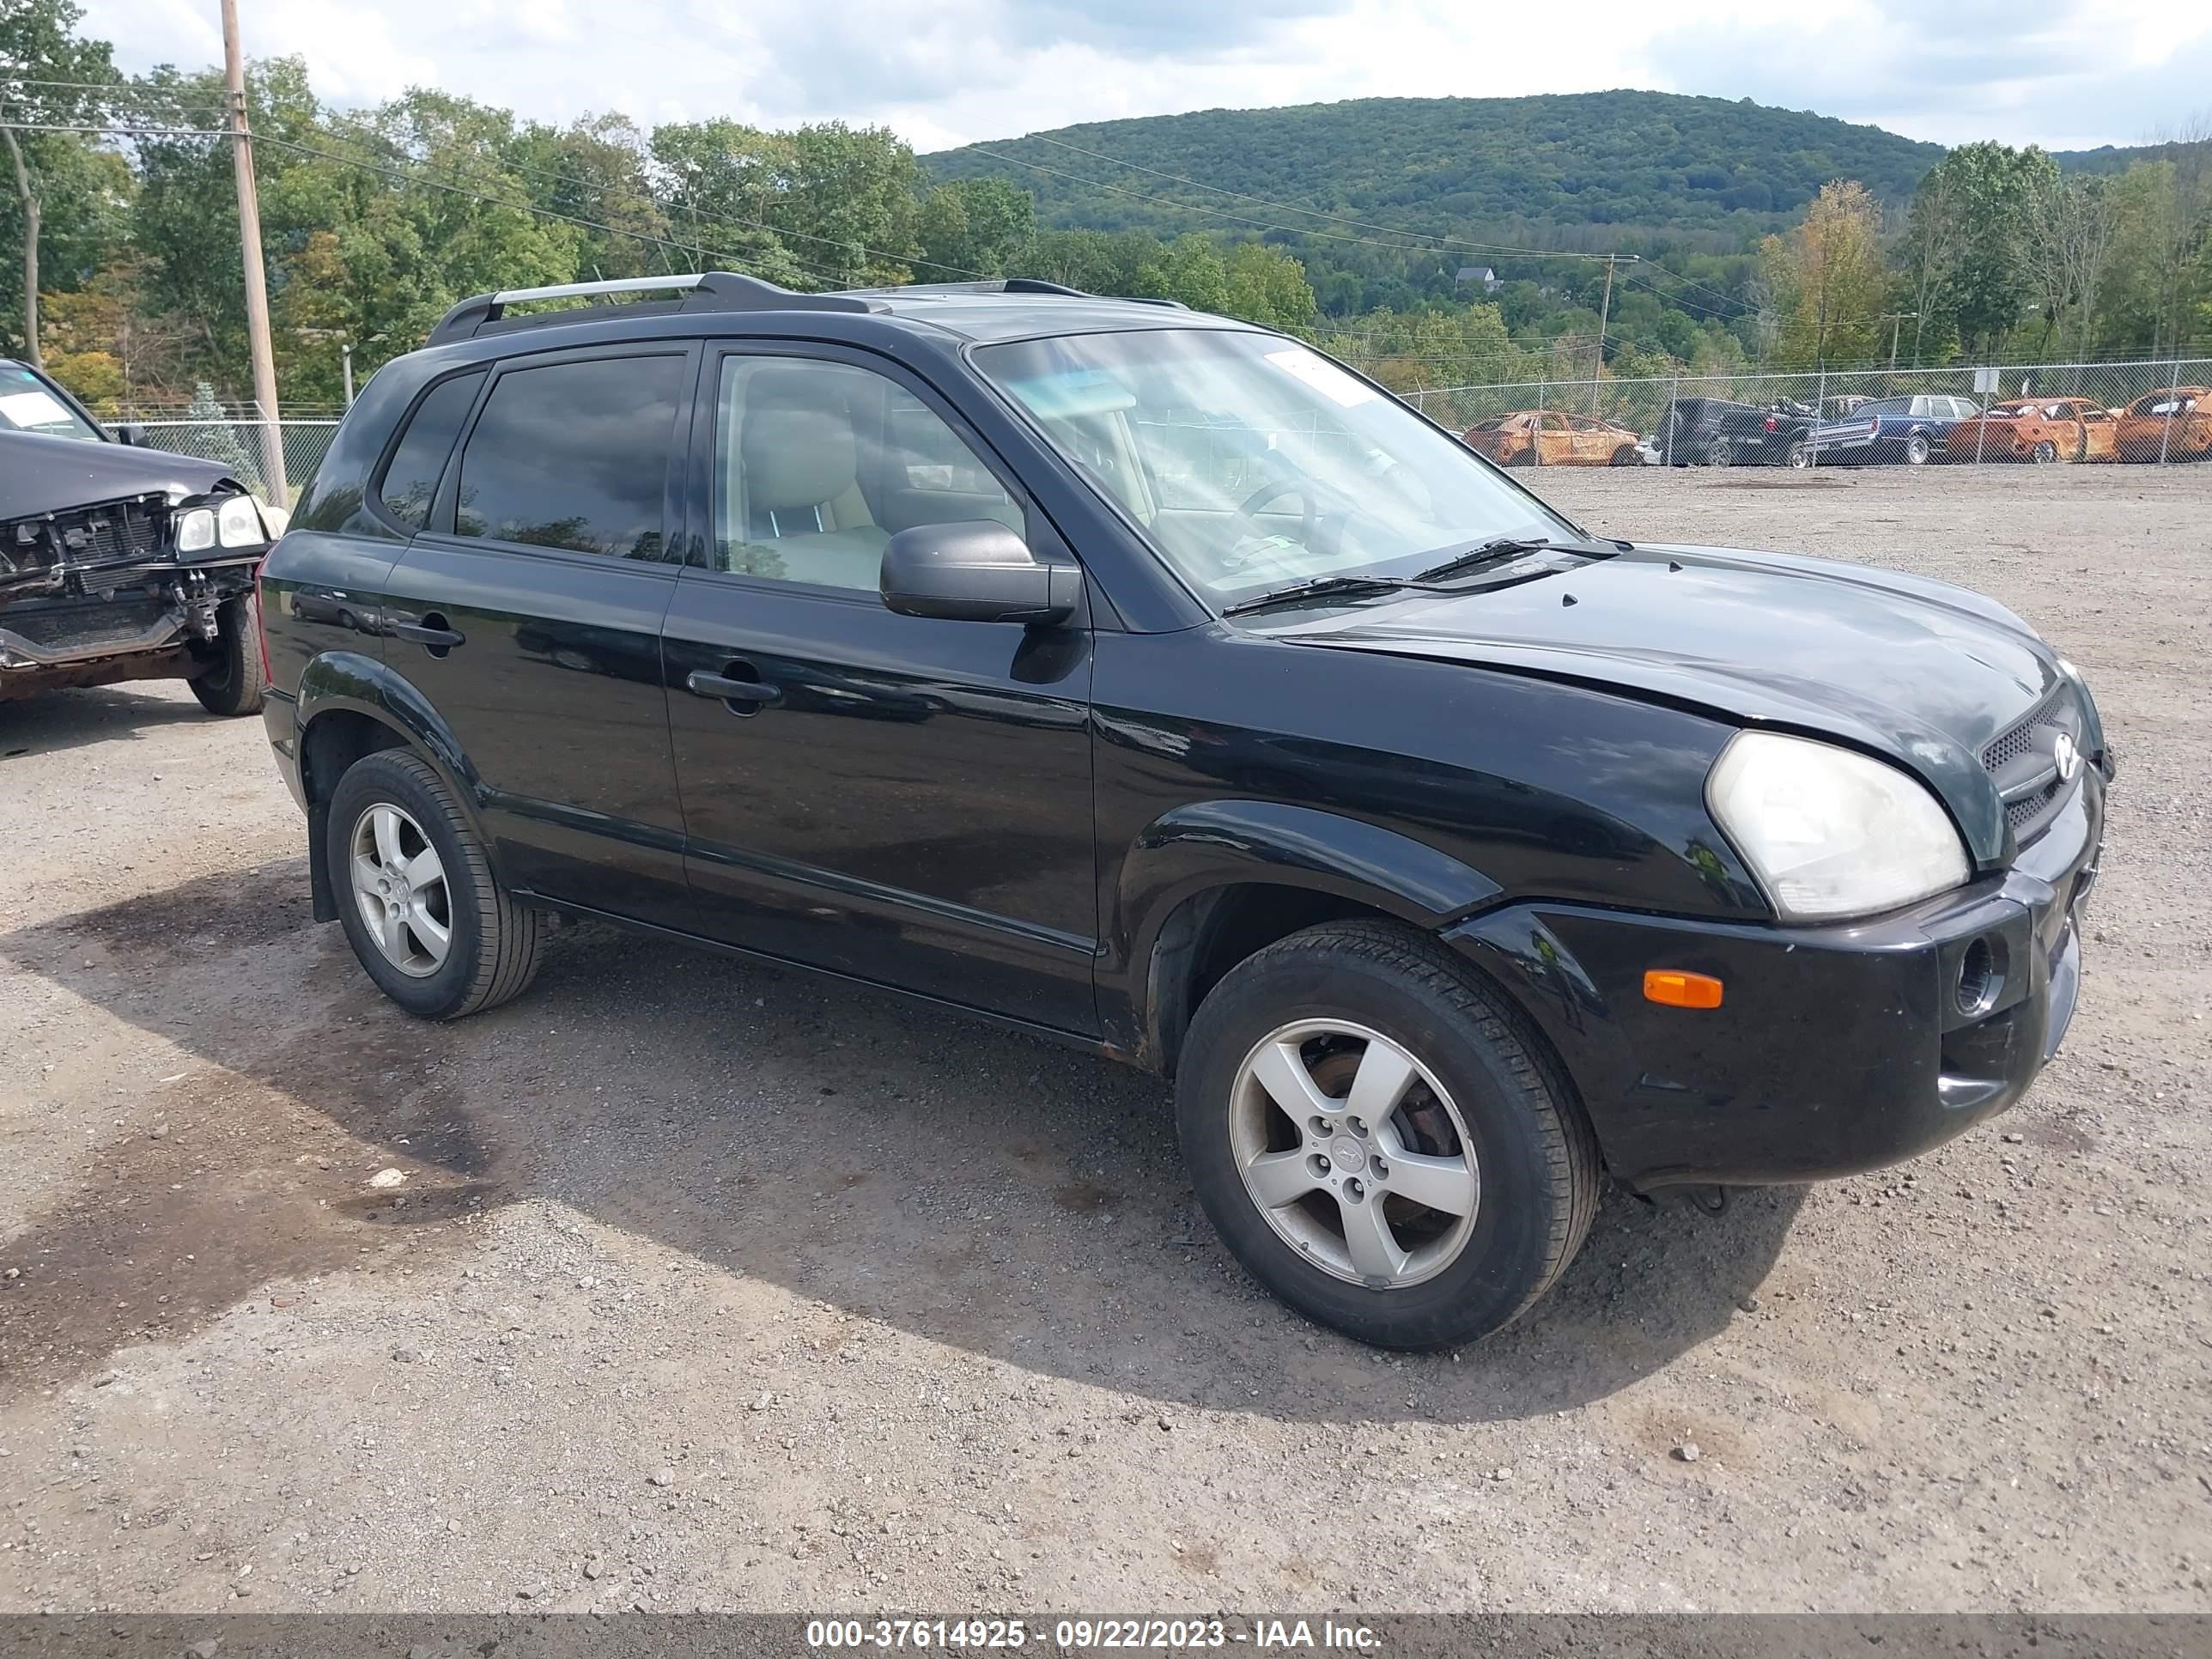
[1102,799,1505,1054]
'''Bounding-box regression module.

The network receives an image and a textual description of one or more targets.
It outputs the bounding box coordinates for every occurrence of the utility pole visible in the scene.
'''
[1881,311,1917,374]
[221,0,287,507]
[1590,254,1635,416]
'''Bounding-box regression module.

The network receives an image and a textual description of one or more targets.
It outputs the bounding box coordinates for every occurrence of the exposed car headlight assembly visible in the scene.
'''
[1707,731,1970,921]
[217,494,267,547]
[175,506,216,552]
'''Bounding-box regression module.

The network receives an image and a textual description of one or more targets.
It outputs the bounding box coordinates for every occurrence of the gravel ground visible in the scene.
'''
[1,465,2207,1617]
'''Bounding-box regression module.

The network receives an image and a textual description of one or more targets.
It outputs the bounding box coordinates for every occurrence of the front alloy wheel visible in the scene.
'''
[1230,1020,1480,1288]
[1176,920,1599,1349]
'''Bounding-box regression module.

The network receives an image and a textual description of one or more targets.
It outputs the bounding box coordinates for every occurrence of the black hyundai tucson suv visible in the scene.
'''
[257,272,2111,1350]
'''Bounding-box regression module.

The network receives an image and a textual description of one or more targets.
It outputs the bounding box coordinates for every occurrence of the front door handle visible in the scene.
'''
[392,618,465,650]
[686,666,782,711]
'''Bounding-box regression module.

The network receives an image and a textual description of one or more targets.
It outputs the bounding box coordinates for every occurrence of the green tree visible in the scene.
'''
[1221,241,1317,331]
[1135,233,1229,313]
[1912,142,2057,357]
[0,0,120,365]
[648,119,811,285]
[915,176,1033,278]
[1759,179,1887,368]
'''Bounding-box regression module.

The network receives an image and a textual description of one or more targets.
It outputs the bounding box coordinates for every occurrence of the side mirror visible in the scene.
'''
[110,422,146,447]
[880,520,1081,625]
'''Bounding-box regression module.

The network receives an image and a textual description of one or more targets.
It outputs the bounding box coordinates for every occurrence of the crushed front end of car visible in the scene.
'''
[0,430,271,702]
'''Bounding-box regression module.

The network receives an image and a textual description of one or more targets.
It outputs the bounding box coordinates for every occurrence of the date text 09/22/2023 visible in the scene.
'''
[804,1617,1383,1650]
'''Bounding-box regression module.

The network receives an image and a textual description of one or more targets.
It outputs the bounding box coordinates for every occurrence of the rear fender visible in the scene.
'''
[295,651,494,918]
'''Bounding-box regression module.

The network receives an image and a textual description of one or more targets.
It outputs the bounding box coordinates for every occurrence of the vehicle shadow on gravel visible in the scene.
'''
[1,859,1805,1422]
[1,685,212,755]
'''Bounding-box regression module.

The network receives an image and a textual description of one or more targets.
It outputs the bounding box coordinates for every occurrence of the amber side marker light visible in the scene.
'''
[1644,969,1724,1009]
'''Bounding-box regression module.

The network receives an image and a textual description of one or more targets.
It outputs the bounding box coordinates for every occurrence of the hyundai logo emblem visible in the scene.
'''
[2051,732,2080,781]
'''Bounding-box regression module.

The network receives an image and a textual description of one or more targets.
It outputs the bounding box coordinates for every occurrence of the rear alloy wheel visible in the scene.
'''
[326,750,544,1019]
[2031,440,2059,465]
[1176,920,1599,1349]
[1784,439,1810,469]
[1706,439,1732,468]
[1905,432,1932,465]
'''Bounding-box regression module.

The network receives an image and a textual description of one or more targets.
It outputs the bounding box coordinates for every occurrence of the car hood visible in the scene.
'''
[0,428,234,520]
[1257,544,2066,864]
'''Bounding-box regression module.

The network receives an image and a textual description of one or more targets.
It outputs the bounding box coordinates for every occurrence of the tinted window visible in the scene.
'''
[379,372,483,529]
[709,355,1022,592]
[455,355,684,557]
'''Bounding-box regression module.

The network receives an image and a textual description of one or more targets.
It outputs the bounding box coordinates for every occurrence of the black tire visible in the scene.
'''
[1175,920,1600,1350]
[1905,431,1932,466]
[1608,445,1638,467]
[1784,439,1809,469]
[2031,440,2059,465]
[325,750,544,1019]
[1706,439,1732,468]
[187,592,266,716]
[1506,448,1536,468]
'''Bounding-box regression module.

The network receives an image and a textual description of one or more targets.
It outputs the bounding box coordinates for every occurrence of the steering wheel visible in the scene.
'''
[1236,477,1321,549]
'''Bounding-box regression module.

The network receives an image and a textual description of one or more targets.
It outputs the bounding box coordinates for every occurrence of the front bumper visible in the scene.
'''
[1449,768,2106,1190]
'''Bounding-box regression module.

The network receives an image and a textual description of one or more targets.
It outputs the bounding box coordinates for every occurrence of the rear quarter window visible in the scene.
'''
[378,372,484,530]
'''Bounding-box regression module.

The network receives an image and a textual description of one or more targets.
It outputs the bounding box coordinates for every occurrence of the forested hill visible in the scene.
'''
[924,91,1949,241]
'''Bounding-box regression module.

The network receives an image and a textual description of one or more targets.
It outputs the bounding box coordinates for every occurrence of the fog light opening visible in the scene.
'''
[1955,936,2006,1019]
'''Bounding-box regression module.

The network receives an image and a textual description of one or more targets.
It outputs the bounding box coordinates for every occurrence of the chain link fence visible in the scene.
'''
[1402,359,2212,469]
[131,418,342,501]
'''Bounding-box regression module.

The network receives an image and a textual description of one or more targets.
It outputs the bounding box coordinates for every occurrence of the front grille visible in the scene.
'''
[3,494,170,571]
[1982,687,2084,846]
[56,495,168,562]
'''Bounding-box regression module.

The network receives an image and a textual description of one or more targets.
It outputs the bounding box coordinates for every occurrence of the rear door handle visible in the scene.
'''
[392,618,465,650]
[686,667,781,710]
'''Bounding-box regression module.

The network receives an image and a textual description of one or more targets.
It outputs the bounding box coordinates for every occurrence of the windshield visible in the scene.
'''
[974,328,1571,607]
[0,363,104,441]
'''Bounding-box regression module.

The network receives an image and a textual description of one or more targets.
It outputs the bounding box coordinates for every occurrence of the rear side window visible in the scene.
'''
[454,355,685,557]
[379,372,483,529]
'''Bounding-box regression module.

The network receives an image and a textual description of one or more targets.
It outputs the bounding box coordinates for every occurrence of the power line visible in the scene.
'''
[1009,130,1613,260]
[954,131,1760,323]
[950,138,1496,256]
[9,118,868,291]
[305,105,996,281]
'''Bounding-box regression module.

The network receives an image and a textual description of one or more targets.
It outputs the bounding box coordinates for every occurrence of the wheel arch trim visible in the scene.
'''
[294,652,499,919]
[1107,799,1506,1064]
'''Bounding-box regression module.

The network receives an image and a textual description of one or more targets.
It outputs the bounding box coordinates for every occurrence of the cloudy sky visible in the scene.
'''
[83,0,2212,155]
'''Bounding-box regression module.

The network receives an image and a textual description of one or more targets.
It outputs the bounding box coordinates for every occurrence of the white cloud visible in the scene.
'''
[73,0,2212,151]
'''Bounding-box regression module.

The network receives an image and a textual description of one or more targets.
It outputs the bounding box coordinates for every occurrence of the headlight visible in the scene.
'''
[175,507,216,552]
[217,495,266,547]
[1707,731,1969,921]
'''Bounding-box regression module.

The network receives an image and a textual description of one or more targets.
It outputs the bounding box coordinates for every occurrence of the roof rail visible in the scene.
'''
[856,278,1094,299]
[426,271,885,348]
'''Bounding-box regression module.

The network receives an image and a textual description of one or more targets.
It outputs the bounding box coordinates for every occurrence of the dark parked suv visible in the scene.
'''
[258,273,2111,1349]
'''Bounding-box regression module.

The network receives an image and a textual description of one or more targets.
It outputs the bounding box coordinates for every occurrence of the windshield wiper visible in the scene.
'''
[1413,535,1630,584]
[1222,574,1419,617]
[1412,536,1563,582]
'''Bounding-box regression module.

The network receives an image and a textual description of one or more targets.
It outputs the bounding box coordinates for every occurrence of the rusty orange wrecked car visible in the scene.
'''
[1462,410,1643,467]
[2113,388,2212,462]
[1944,398,2120,465]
